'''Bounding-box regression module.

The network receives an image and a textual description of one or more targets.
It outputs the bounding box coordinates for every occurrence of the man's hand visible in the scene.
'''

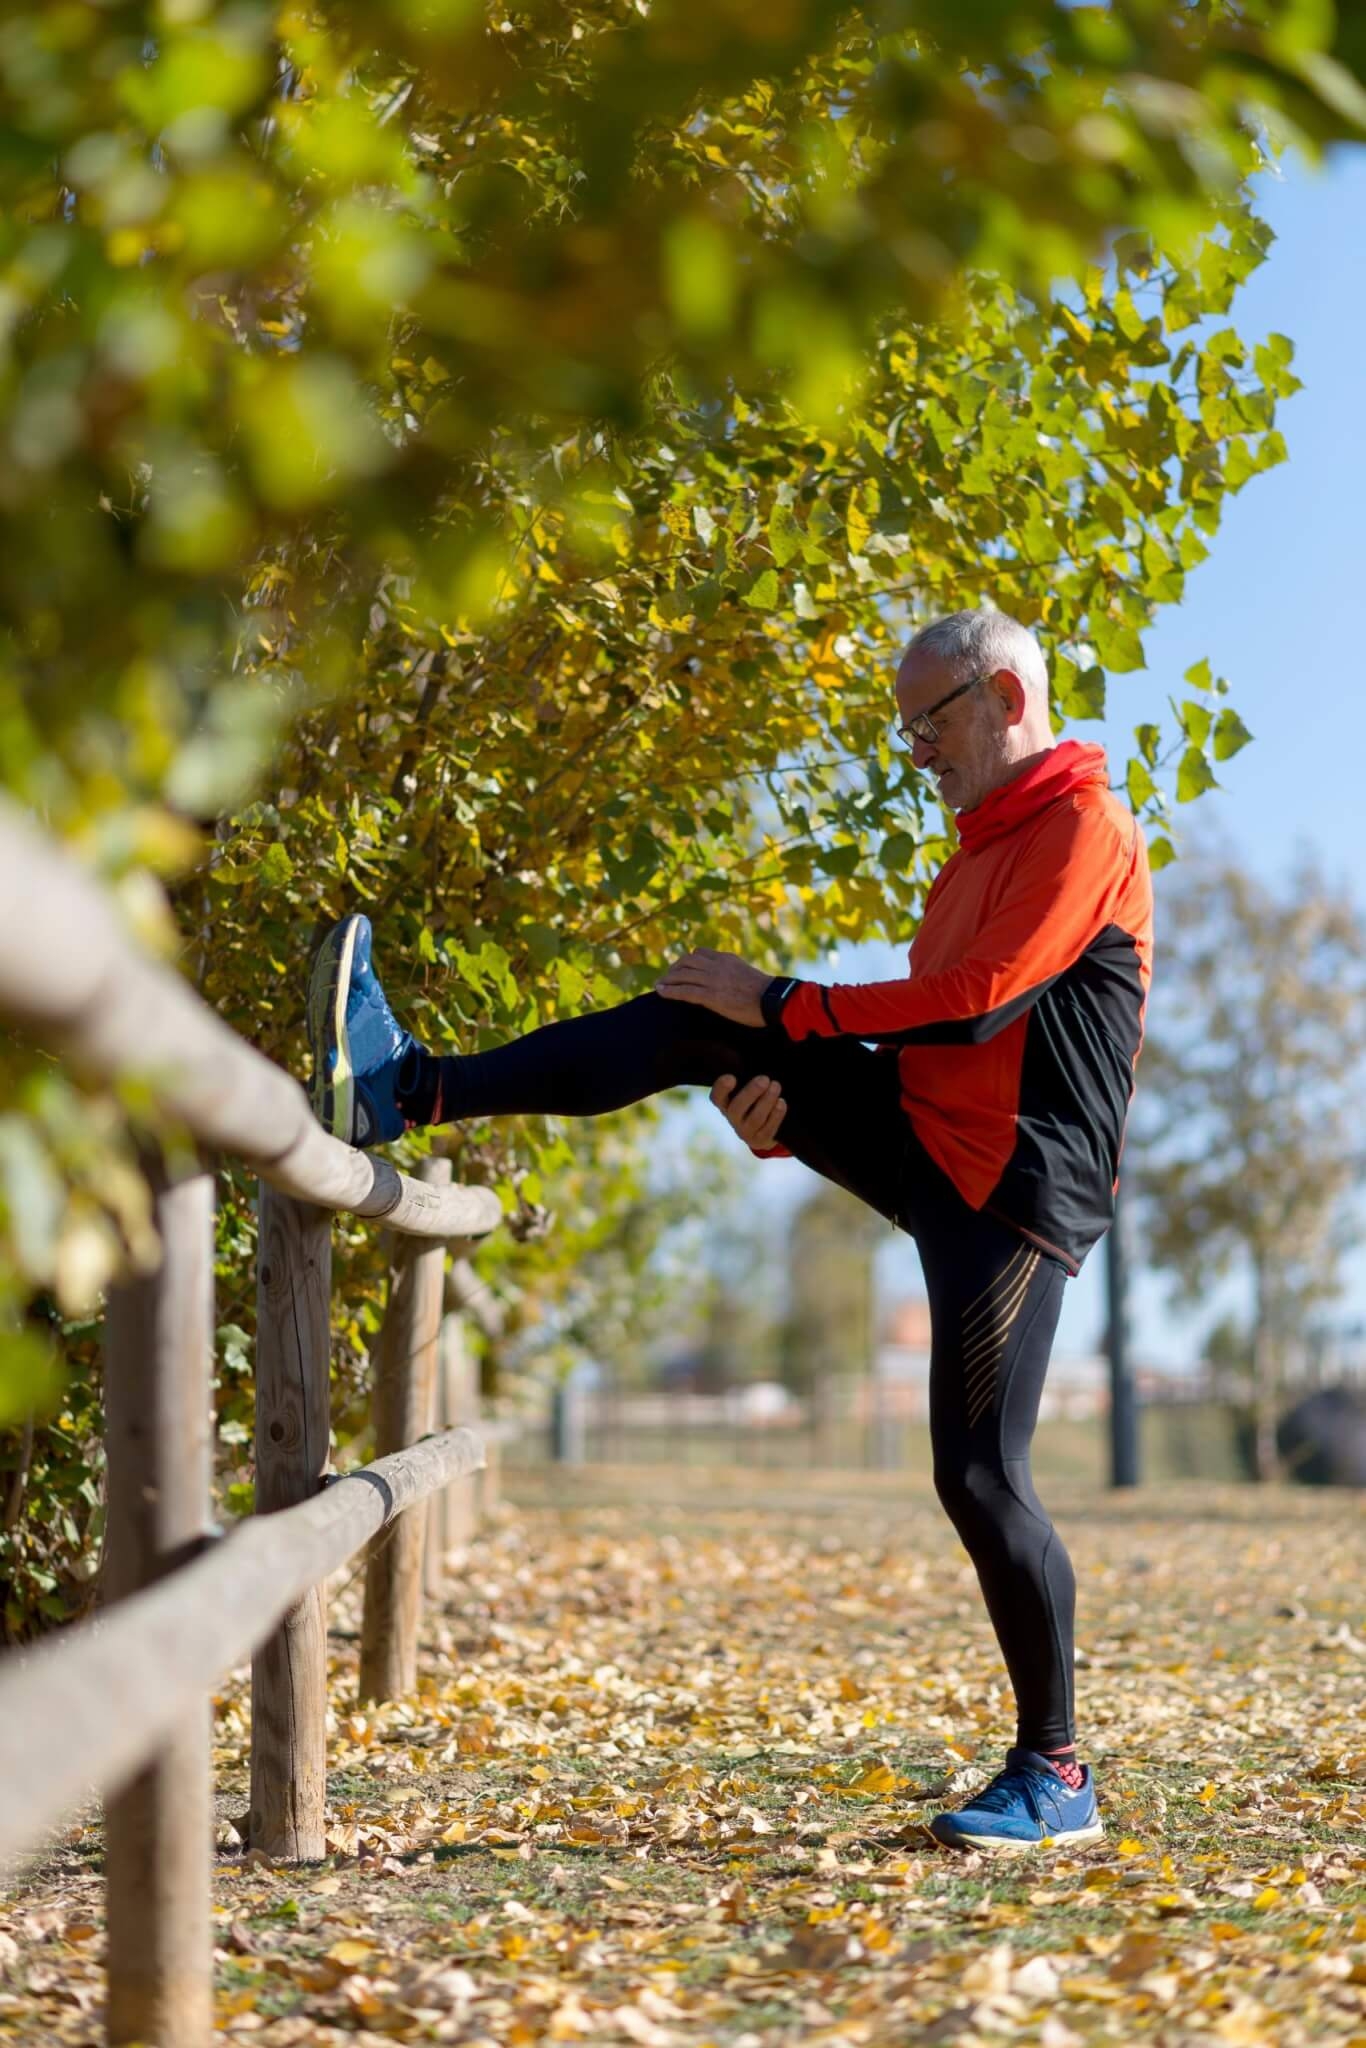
[655,948,770,1027]
[711,1073,787,1151]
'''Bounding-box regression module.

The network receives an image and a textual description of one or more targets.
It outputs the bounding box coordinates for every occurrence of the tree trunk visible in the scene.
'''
[1251,1259,1281,1483]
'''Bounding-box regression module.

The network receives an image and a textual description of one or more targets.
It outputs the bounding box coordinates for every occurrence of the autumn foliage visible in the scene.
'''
[2,2,1364,1623]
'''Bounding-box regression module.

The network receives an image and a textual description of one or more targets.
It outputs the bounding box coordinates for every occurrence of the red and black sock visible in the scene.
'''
[1041,1743,1085,1790]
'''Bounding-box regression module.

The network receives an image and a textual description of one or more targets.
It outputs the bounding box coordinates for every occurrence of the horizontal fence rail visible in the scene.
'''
[0,797,500,1240]
[0,1427,486,1879]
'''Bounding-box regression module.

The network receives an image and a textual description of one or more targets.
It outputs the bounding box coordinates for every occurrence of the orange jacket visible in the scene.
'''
[762,742,1153,1271]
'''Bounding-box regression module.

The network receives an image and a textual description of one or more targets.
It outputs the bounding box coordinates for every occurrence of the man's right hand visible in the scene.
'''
[711,1072,787,1151]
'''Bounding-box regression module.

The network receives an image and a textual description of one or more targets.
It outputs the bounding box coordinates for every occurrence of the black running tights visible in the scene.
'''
[433,993,1076,1751]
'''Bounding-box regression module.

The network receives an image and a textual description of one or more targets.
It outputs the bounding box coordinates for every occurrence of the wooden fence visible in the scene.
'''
[0,797,509,2046]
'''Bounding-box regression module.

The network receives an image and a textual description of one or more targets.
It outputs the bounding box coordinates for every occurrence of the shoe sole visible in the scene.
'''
[932,1820,1105,1853]
[307,916,360,1143]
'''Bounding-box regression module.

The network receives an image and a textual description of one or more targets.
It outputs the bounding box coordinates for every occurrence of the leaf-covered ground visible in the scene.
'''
[3,1467,1365,2046]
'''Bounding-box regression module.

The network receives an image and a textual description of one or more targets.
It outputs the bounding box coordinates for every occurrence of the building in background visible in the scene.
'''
[873,1295,1196,1421]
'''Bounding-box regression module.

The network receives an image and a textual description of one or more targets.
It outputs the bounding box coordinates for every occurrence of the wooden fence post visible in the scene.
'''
[249,1187,332,1860]
[359,1159,449,1703]
[422,1341,445,1606]
[434,1313,480,1571]
[479,1337,504,1517]
[103,1163,215,2048]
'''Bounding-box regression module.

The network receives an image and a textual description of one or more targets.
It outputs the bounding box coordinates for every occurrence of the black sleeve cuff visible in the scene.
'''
[760,975,802,1031]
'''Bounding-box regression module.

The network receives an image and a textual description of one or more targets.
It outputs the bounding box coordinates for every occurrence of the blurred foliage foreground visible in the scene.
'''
[2,0,1364,1632]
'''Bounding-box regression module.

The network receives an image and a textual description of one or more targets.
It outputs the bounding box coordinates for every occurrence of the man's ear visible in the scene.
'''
[994,668,1028,726]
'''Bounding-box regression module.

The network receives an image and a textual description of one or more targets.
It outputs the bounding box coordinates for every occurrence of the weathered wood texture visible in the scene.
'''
[102,1166,215,2048]
[0,798,500,1241]
[422,1326,447,1604]
[250,1189,332,1860]
[0,1429,485,1879]
[359,1161,450,1702]
[424,1313,481,1590]
[444,1260,509,1514]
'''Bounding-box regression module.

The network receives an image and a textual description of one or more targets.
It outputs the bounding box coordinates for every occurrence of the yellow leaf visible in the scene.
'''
[1252,1886,1280,1910]
[327,1939,374,1968]
[1115,1836,1146,1856]
[844,1761,904,1797]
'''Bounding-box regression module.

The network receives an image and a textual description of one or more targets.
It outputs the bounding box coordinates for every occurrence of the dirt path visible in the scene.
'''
[3,1470,1364,2045]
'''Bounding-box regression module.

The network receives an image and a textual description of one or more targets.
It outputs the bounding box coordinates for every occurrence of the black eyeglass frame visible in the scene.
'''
[895,670,993,748]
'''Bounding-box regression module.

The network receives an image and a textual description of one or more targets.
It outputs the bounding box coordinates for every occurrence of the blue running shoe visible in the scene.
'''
[307,914,418,1148]
[930,1749,1103,1852]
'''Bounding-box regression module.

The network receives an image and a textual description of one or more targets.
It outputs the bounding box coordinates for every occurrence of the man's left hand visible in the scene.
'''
[655,949,770,1028]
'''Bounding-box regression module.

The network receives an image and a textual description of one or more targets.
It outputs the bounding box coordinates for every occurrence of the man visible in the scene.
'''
[308,607,1153,1851]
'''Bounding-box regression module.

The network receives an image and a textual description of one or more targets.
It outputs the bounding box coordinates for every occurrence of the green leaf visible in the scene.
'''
[1256,428,1288,472]
[1182,700,1212,748]
[1147,835,1177,871]
[1126,757,1158,810]
[1058,665,1106,719]
[1213,708,1254,761]
[0,1327,61,1426]
[742,568,780,610]
[1183,657,1213,692]
[846,496,871,558]
[605,827,664,894]
[258,842,293,889]
[1091,619,1145,674]
[816,842,861,878]
[555,959,588,1008]
[1176,747,1218,803]
[1134,723,1161,768]
[878,831,918,870]
[1224,437,1256,491]
[768,504,800,567]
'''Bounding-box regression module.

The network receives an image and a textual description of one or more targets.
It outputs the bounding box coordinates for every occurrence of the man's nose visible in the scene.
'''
[911,734,937,771]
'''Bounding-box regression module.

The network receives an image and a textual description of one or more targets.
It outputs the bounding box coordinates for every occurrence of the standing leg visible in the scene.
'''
[897,1142,1102,1848]
[921,1219,1075,1757]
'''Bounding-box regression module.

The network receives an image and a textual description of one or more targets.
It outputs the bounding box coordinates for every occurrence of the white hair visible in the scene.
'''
[905,609,1048,701]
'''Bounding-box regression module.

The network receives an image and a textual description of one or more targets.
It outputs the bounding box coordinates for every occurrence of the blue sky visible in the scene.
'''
[1061,147,1366,1363]
[685,147,1366,1369]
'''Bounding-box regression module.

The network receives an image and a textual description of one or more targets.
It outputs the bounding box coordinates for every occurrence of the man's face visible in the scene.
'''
[895,651,1012,813]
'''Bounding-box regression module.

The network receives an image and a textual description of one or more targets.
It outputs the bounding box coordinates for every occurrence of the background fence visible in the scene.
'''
[510,1377,1252,1486]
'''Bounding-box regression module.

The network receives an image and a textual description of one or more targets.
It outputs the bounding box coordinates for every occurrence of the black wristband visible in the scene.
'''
[760,975,802,1031]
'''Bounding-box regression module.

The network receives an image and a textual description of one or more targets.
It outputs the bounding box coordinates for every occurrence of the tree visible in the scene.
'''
[3,1,1364,1621]
[1134,851,1366,1480]
[1,1,1343,1351]
[781,1182,884,1400]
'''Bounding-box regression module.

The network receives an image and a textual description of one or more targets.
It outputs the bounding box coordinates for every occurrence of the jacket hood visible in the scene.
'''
[956,740,1110,852]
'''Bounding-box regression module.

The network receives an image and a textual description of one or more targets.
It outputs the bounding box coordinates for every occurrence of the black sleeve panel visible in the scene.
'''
[846,969,1064,1047]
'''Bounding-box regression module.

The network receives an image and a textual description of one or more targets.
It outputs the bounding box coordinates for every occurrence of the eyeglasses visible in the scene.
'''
[895,671,991,748]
